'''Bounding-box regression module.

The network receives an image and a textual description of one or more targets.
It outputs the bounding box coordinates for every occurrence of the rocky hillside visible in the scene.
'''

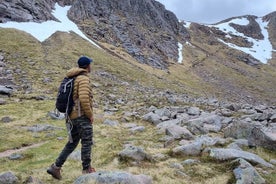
[0,0,276,105]
[0,1,276,184]
[0,0,189,69]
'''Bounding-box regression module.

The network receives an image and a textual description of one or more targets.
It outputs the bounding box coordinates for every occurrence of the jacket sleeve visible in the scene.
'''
[78,75,93,118]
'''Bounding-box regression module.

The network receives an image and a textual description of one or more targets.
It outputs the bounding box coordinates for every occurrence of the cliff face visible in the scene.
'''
[0,0,56,23]
[67,0,189,69]
[263,11,276,50]
[1,0,275,69]
[0,0,276,105]
[0,0,189,69]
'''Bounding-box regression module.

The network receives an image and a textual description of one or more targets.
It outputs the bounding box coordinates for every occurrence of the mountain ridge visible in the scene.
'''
[0,2,276,184]
[0,0,276,105]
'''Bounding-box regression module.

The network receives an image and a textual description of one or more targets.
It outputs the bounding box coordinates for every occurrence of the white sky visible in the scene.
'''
[156,0,276,24]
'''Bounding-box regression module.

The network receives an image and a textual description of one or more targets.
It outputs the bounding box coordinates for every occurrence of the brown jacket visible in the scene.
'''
[66,67,93,120]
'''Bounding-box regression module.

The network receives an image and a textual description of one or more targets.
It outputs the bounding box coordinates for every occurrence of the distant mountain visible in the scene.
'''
[0,0,276,105]
[0,0,189,69]
[1,0,275,68]
[184,15,276,65]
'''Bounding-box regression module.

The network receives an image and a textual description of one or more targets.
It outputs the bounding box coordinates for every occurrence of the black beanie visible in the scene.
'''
[78,56,93,68]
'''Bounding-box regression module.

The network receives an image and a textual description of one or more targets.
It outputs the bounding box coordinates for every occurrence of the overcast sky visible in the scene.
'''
[156,0,276,24]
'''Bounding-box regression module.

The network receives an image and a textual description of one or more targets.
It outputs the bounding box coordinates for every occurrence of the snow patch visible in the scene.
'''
[0,3,100,48]
[183,21,191,29]
[210,17,273,64]
[178,42,183,63]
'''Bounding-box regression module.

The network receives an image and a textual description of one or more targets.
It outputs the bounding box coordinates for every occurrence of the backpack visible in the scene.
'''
[55,77,75,115]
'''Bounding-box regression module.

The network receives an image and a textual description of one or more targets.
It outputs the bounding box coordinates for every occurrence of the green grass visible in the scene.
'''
[0,27,276,183]
[0,100,234,184]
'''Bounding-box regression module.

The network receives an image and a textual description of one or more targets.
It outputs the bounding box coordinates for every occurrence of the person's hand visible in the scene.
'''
[90,116,94,124]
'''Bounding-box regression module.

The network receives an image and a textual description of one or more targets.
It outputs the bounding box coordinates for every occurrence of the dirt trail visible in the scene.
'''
[0,142,46,158]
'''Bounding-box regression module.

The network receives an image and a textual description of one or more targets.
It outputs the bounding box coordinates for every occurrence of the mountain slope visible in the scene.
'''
[0,2,276,184]
[181,14,276,105]
[0,0,275,105]
[66,0,189,69]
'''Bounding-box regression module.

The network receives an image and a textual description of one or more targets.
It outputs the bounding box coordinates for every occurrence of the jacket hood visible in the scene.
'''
[66,67,88,78]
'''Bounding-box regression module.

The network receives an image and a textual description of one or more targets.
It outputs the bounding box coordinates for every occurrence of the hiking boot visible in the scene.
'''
[82,166,96,174]
[47,163,62,180]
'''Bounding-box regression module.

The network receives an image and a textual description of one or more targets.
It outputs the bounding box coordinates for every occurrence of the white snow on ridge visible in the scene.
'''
[211,18,249,38]
[178,42,183,63]
[210,17,273,64]
[183,21,191,29]
[0,3,100,48]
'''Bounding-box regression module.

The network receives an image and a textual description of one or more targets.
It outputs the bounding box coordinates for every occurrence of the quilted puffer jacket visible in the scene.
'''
[66,67,93,120]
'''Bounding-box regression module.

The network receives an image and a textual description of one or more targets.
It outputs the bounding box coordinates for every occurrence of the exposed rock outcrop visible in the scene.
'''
[67,0,189,69]
[0,0,56,23]
[0,0,189,69]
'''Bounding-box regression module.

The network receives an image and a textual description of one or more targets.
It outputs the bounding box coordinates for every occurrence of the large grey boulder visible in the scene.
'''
[224,120,256,139]
[184,113,223,134]
[157,119,182,130]
[270,113,276,122]
[248,127,276,151]
[187,107,200,116]
[118,145,152,162]
[47,111,65,120]
[184,118,206,135]
[209,148,273,168]
[0,85,13,96]
[233,158,265,184]
[195,135,228,147]
[165,125,194,140]
[74,171,152,184]
[0,171,18,184]
[24,176,43,184]
[172,141,202,156]
[154,107,172,118]
[142,112,161,125]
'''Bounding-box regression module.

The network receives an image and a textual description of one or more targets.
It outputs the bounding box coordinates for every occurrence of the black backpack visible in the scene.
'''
[55,77,75,115]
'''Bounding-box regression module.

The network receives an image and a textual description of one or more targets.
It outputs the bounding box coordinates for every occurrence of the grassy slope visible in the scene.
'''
[0,28,276,183]
[0,100,275,183]
[185,26,276,104]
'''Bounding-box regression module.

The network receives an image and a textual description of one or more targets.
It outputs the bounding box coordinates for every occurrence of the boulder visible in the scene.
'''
[103,119,119,126]
[224,120,256,139]
[130,126,145,133]
[165,125,194,140]
[232,158,265,184]
[0,171,18,184]
[172,141,202,156]
[47,111,65,120]
[74,171,152,184]
[209,148,273,168]
[185,113,223,134]
[118,145,152,162]
[24,176,43,184]
[187,107,200,116]
[270,113,276,122]
[142,112,161,125]
[0,85,13,96]
[248,127,276,151]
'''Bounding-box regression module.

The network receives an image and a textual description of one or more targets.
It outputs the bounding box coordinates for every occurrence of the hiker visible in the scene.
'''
[47,56,95,180]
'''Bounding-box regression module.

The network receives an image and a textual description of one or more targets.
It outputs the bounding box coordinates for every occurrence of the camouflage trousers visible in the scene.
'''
[55,116,93,170]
